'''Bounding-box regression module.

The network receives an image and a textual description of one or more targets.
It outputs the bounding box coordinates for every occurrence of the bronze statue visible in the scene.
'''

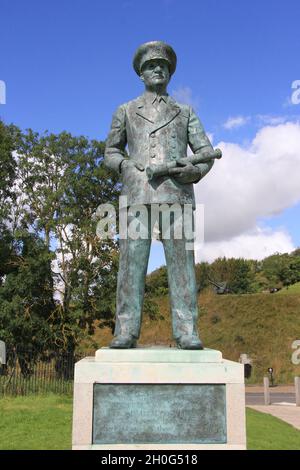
[104,41,220,349]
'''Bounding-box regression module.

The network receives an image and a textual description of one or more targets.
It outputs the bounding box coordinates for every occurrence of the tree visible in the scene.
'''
[261,253,289,287]
[228,259,255,294]
[0,120,18,222]
[195,262,210,291]
[0,120,19,285]
[261,252,300,288]
[279,256,300,286]
[15,130,121,353]
[0,232,55,375]
[145,266,169,297]
[209,257,256,294]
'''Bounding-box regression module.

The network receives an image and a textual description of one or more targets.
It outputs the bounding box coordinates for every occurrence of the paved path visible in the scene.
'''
[248,404,300,430]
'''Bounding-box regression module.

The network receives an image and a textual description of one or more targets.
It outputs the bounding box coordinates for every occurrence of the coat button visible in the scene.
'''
[151,143,156,148]
[151,133,156,138]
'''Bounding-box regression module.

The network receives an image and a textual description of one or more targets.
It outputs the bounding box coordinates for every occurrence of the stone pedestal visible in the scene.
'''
[72,348,246,450]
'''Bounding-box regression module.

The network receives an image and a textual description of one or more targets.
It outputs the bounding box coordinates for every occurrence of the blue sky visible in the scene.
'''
[1,0,300,271]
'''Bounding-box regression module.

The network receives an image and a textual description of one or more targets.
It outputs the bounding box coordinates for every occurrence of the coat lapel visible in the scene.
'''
[135,95,181,132]
[135,96,156,124]
[152,97,181,133]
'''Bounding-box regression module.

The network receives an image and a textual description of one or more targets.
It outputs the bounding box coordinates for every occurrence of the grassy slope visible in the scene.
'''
[88,288,300,383]
[1,396,300,450]
[277,282,300,295]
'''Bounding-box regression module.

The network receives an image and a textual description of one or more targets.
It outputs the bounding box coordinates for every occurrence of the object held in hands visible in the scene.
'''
[146,148,222,181]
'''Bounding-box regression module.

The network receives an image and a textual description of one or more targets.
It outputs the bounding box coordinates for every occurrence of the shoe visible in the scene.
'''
[176,335,204,350]
[109,335,137,349]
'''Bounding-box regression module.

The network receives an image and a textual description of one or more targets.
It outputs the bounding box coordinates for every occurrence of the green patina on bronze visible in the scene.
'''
[93,383,227,444]
[104,41,221,349]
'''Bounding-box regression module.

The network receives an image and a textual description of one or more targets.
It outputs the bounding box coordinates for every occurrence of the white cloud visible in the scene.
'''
[193,121,300,261]
[223,115,250,129]
[256,114,289,126]
[171,86,199,109]
[222,114,299,129]
[195,227,295,263]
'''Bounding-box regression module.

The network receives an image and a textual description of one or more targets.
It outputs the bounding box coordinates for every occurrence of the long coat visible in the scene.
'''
[104,94,214,208]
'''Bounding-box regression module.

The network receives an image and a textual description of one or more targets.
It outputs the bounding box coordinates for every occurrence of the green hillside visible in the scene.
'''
[277,282,300,295]
[88,288,300,384]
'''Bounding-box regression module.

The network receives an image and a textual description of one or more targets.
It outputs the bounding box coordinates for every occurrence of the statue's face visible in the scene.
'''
[140,59,170,89]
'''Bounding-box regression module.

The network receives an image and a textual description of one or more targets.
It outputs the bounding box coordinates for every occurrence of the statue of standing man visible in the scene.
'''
[104,41,220,349]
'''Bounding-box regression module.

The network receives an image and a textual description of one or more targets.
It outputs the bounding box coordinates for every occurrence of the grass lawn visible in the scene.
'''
[0,394,72,450]
[1,395,300,450]
[247,407,300,450]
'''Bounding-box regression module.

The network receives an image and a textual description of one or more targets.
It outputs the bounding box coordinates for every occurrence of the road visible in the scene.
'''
[246,392,295,405]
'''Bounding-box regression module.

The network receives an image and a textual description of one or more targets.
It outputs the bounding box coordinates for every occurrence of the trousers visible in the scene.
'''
[114,205,199,340]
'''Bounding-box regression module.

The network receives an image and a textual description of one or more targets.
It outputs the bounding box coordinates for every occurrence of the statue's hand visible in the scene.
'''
[172,163,201,184]
[176,157,190,167]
